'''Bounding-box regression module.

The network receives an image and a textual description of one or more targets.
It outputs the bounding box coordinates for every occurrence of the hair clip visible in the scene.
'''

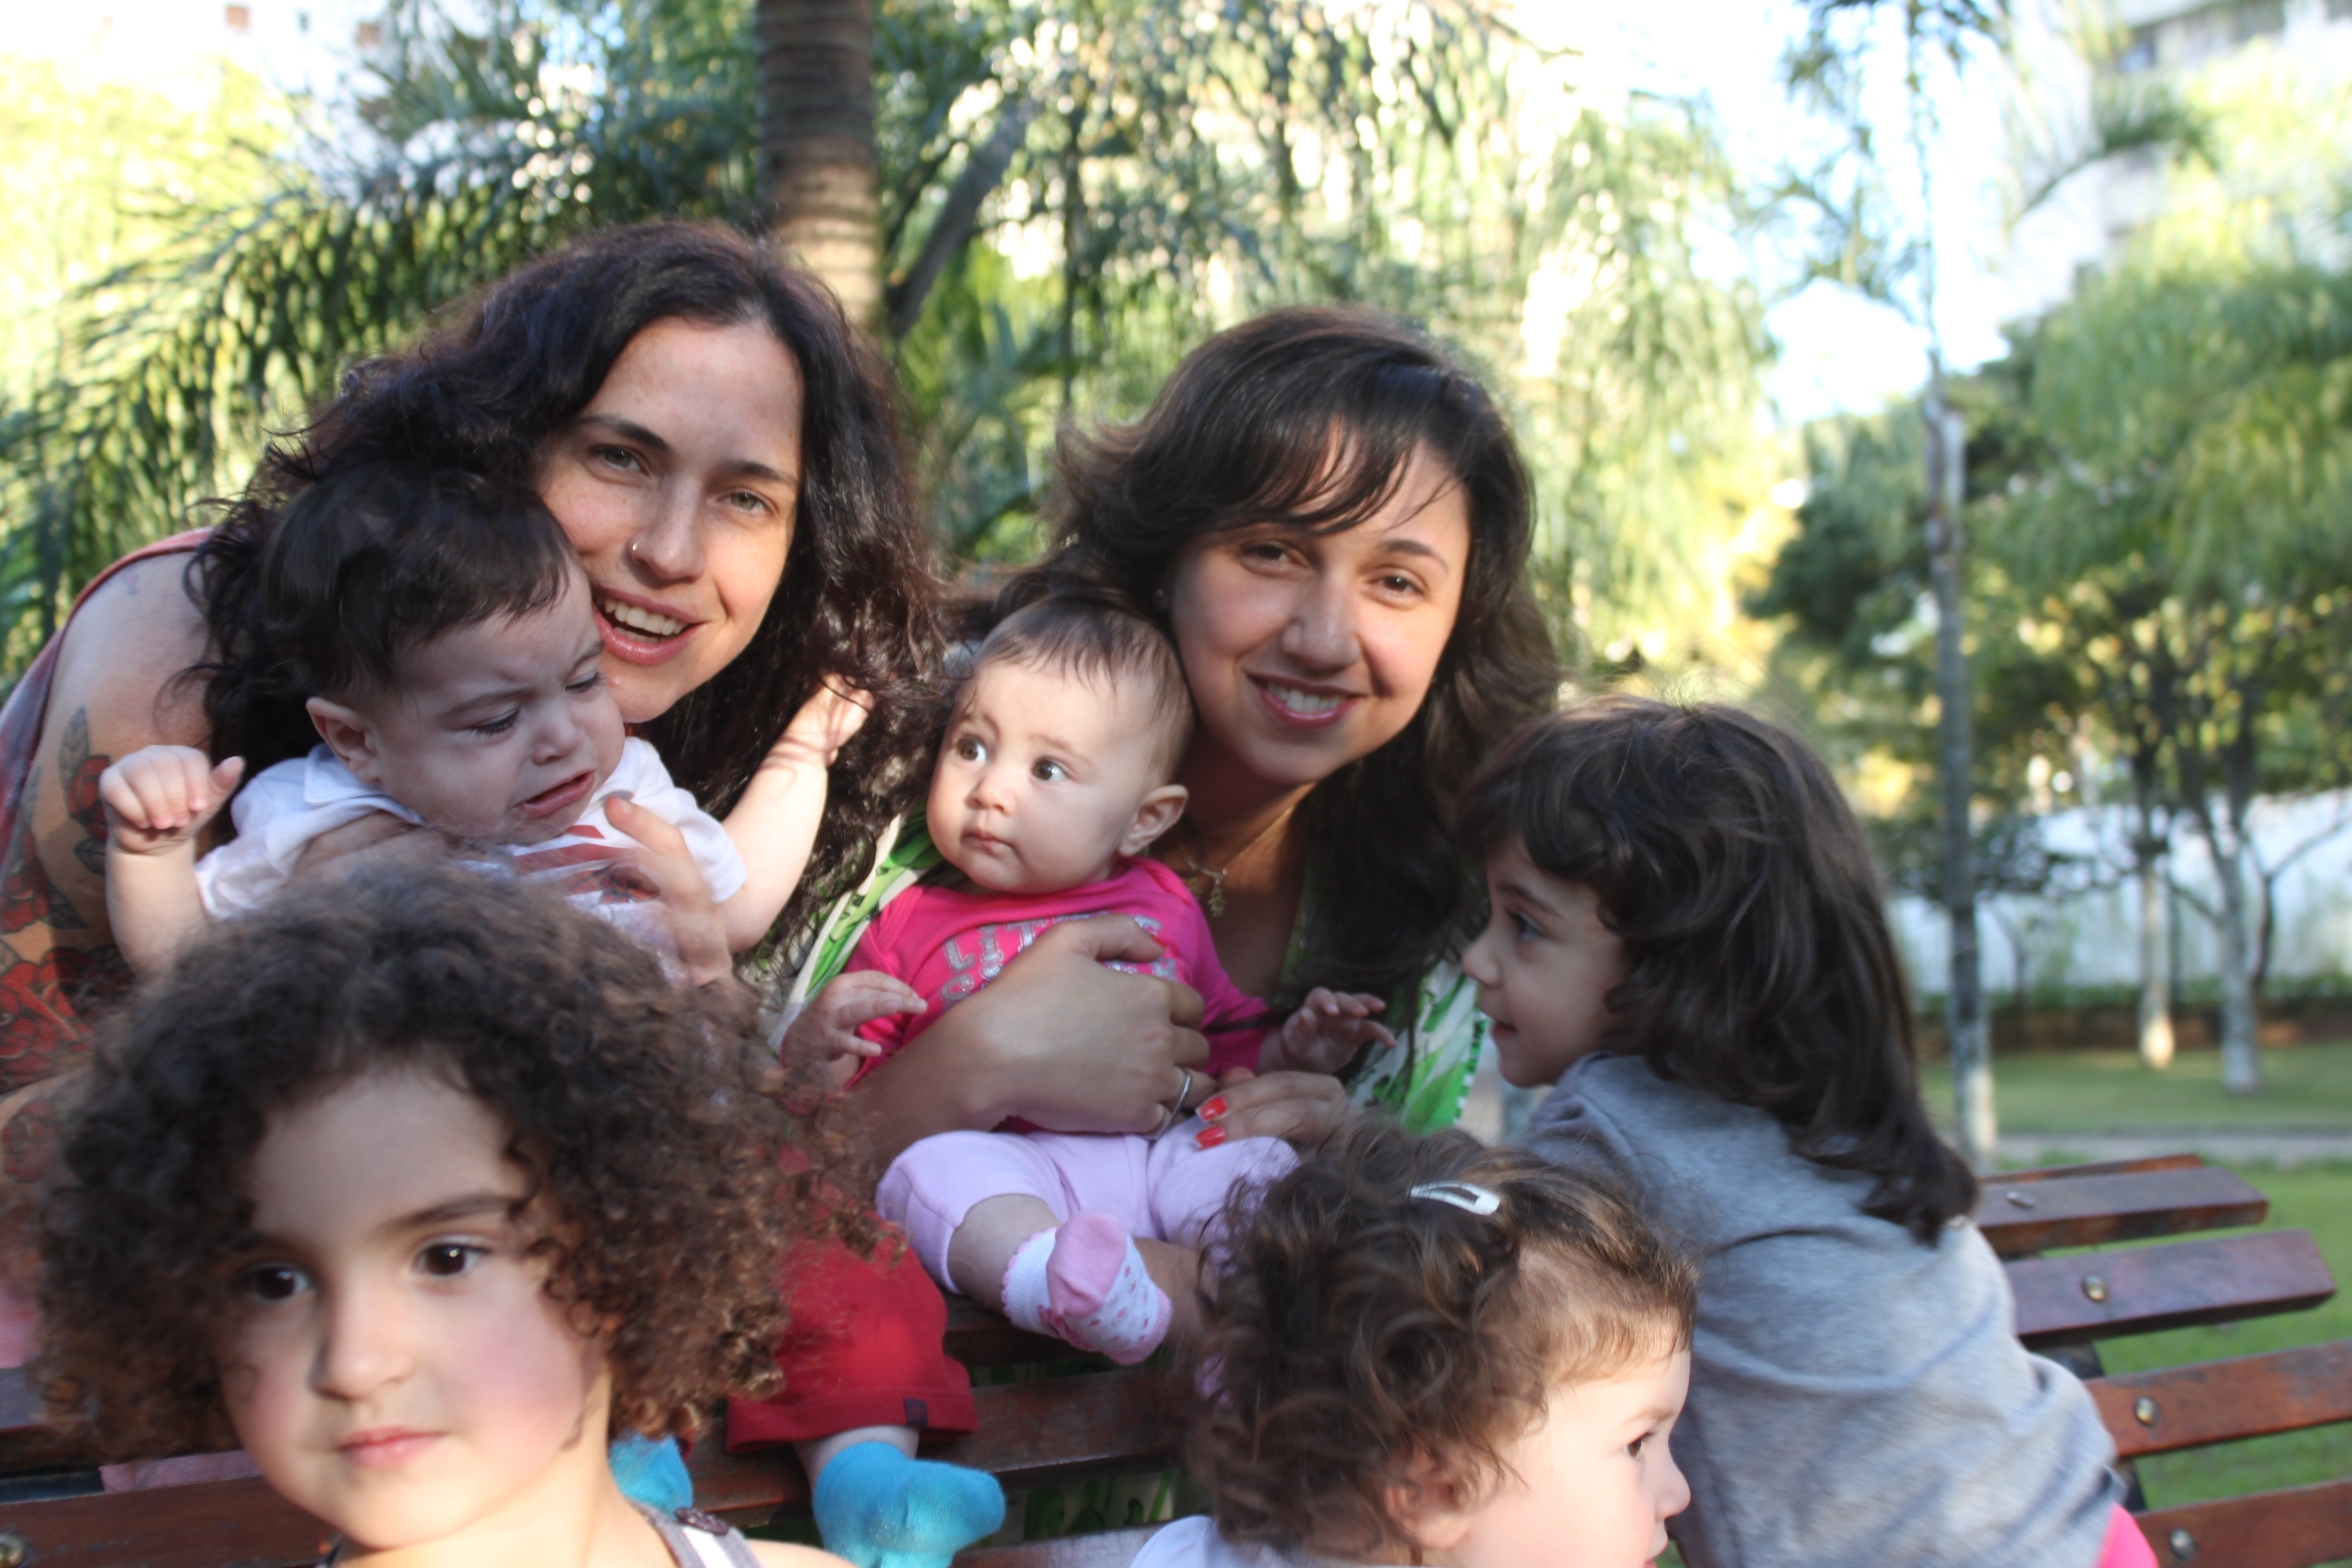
[1410,1181,1502,1216]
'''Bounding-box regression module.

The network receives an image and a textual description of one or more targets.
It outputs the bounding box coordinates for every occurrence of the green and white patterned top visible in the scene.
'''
[770,817,1484,1136]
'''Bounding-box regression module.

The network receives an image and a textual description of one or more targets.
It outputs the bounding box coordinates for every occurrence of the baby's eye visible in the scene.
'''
[1628,1433,1649,1457]
[953,736,987,764]
[1031,758,1069,783]
[471,711,521,737]
[567,671,605,695]
[417,1243,485,1279]
[1510,911,1541,941]
[237,1263,310,1303]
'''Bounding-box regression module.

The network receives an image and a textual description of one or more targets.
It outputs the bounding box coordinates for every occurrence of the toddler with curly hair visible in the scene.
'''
[33,867,852,1568]
[1153,1120,1696,1568]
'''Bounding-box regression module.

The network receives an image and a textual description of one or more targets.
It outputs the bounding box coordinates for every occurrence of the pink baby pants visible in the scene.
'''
[877,1119,1298,1285]
[2101,1506,2158,1568]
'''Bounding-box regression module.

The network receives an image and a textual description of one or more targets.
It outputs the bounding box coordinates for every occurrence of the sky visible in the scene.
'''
[12,0,2097,431]
[1532,0,2105,427]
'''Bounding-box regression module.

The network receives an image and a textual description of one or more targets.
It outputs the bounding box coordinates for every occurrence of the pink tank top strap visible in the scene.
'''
[0,530,209,839]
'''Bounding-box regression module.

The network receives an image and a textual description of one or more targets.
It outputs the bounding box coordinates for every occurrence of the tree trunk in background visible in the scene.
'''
[2135,836,2175,1070]
[757,0,882,328]
[1927,399,1995,1168]
[2206,822,2262,1093]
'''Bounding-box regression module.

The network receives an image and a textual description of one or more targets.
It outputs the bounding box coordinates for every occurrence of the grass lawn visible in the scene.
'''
[1920,1041,2352,1131]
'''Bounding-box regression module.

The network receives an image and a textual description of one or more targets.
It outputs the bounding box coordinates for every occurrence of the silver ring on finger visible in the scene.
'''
[1173,1067,1195,1112]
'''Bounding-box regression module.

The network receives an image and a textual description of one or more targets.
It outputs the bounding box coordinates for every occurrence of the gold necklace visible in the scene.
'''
[1178,803,1299,919]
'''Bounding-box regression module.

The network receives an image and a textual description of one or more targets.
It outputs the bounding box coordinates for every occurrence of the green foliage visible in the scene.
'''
[0,0,1772,680]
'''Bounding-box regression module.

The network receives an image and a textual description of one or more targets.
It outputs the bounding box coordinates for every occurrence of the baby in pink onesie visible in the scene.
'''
[850,593,1393,1364]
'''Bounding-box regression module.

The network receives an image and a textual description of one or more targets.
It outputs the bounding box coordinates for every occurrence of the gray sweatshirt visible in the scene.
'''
[1525,1054,2120,1568]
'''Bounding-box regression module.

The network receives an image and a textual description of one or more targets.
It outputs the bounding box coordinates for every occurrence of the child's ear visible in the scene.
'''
[307,697,385,786]
[1384,1455,1474,1561]
[1120,784,1189,857]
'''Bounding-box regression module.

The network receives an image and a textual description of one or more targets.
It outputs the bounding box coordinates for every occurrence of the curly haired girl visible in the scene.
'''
[34,866,853,1568]
[1155,1121,1697,1568]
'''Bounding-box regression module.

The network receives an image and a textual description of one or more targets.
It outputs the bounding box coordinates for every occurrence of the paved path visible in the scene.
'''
[1464,1059,2352,1165]
[1998,1128,2352,1167]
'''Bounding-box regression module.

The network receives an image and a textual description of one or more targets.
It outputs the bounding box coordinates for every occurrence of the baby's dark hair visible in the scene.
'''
[1189,1121,1696,1561]
[1456,696,1978,1240]
[965,590,1193,779]
[259,459,580,700]
[35,867,841,1455]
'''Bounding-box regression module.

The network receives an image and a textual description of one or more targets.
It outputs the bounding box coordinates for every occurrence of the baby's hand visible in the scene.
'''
[784,970,928,1076]
[98,747,244,858]
[770,682,875,771]
[1266,989,1396,1076]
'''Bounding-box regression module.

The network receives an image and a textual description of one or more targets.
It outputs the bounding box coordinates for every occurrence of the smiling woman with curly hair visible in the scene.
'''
[31,866,856,1564]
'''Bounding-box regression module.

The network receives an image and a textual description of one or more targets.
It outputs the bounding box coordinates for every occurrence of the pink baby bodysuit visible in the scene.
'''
[844,856,1267,1082]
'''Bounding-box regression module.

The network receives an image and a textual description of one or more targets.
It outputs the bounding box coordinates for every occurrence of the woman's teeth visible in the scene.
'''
[1264,682,1345,716]
[597,595,687,639]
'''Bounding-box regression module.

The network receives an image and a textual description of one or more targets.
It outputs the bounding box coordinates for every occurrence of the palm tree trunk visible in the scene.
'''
[757,0,882,327]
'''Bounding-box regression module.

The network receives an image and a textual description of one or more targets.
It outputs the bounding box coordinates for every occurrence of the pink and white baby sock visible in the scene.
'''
[999,1211,1172,1365]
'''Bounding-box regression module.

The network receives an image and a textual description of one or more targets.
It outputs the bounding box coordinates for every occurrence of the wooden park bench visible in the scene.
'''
[0,1152,2343,1568]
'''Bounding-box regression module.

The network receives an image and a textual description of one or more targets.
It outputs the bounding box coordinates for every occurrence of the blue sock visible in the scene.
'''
[611,1433,694,1514]
[812,1440,1007,1568]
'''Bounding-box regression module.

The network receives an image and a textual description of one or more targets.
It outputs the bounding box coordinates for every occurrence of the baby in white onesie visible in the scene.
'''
[99,462,848,974]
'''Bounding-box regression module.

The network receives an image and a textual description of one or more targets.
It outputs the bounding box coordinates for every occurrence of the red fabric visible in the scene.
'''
[725,1227,978,1449]
[2101,1507,2158,1568]
[843,857,1268,1086]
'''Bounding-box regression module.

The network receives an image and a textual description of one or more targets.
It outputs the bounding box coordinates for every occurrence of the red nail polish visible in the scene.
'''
[1199,1095,1228,1120]
[1196,1124,1228,1149]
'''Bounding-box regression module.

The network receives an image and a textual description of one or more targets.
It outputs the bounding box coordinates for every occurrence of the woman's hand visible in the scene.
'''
[854,916,1210,1164]
[1193,1066,1356,1151]
[604,795,733,987]
[290,810,456,880]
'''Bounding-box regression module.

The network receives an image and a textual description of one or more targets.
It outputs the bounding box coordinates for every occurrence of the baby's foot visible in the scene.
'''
[812,1441,1007,1568]
[1000,1212,1172,1364]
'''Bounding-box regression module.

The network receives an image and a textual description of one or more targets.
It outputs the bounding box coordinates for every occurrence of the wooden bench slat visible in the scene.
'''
[1998,1154,2207,1184]
[956,1524,1167,1568]
[1975,1167,2268,1258]
[0,1473,326,1568]
[945,1298,1074,1368]
[693,1368,1180,1524]
[2136,1476,2352,1568]
[2090,1341,2352,1458]
[2009,1231,2336,1347]
[0,1366,92,1474]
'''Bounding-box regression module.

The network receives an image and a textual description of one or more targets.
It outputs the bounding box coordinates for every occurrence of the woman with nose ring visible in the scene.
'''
[0,221,942,1279]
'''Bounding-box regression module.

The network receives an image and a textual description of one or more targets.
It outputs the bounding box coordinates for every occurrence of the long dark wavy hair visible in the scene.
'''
[1455,697,1978,1239]
[1005,307,1559,1013]
[189,222,944,944]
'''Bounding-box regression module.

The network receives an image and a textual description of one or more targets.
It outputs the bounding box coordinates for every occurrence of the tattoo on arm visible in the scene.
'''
[61,707,111,878]
[0,763,82,935]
